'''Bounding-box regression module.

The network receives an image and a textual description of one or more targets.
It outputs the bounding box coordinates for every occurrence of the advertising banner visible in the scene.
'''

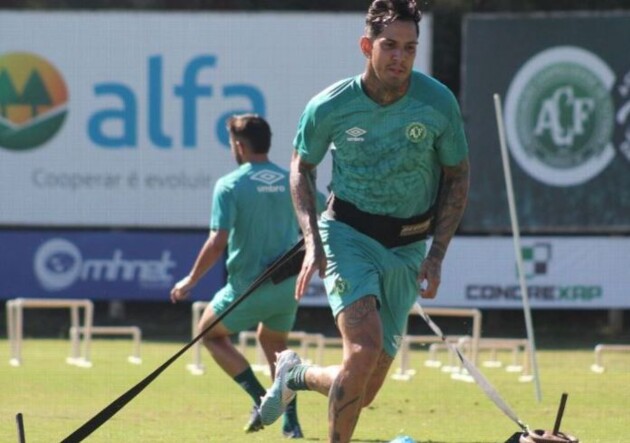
[0,12,432,228]
[461,13,630,233]
[0,230,225,301]
[2,231,626,309]
[423,236,630,309]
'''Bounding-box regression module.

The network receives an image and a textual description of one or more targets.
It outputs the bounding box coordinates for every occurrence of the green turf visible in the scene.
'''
[0,339,628,442]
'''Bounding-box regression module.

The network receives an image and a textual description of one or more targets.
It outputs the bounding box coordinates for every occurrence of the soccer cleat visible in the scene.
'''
[259,350,301,426]
[282,422,304,439]
[243,406,264,433]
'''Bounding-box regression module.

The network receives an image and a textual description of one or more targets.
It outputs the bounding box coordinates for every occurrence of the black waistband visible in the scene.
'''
[326,194,434,248]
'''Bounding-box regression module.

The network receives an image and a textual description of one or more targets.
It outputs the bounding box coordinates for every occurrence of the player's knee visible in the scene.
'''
[200,332,217,349]
[345,342,381,376]
[200,329,228,352]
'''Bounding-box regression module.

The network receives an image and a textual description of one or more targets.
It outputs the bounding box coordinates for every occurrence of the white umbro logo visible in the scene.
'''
[250,169,284,185]
[345,127,366,141]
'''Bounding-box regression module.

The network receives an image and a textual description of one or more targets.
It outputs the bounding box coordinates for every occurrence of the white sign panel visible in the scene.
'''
[0,11,432,227]
[422,236,630,309]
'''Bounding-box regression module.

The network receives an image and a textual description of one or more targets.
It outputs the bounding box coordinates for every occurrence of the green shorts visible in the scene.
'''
[210,276,298,333]
[320,216,426,357]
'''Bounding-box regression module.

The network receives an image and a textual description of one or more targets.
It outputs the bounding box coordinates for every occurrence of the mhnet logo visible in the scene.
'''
[34,238,176,291]
[0,52,68,151]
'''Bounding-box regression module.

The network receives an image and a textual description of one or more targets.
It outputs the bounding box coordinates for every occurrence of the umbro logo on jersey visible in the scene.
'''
[251,169,286,193]
[250,169,284,185]
[346,127,366,141]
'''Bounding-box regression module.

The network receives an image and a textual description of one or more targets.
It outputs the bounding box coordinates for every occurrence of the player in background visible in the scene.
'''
[170,114,304,438]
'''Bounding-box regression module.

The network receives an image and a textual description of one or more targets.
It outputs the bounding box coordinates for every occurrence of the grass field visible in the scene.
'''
[1,338,629,442]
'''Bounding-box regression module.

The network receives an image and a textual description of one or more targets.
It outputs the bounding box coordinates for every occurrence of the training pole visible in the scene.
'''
[493,93,542,403]
[16,413,25,443]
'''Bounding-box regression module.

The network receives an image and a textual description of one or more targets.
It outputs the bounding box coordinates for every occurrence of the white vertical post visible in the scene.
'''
[7,300,18,365]
[493,93,542,402]
[82,301,94,364]
[70,305,80,360]
[186,301,207,375]
[15,300,24,365]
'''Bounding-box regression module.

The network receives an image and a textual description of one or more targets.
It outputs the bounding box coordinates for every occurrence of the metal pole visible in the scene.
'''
[493,93,542,402]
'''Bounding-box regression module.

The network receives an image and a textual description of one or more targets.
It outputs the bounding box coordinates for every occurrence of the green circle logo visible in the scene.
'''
[505,46,616,186]
[0,52,68,151]
[406,122,426,143]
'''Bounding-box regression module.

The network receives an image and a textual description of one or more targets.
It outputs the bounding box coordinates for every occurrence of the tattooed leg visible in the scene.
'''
[328,296,383,443]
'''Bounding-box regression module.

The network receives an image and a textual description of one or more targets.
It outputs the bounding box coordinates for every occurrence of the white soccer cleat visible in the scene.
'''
[259,350,301,426]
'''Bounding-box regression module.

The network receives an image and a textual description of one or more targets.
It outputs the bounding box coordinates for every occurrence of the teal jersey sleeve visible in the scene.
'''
[293,78,356,165]
[210,177,235,231]
[293,100,332,166]
[435,89,469,166]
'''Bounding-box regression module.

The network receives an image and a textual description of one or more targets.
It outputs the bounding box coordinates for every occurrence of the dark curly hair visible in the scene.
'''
[365,0,422,39]
[227,114,272,154]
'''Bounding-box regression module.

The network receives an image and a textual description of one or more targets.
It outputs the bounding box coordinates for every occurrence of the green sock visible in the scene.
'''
[286,364,310,391]
[233,367,266,406]
[282,397,299,429]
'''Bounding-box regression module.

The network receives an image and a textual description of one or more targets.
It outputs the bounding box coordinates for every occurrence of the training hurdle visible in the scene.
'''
[237,330,325,376]
[6,298,94,367]
[186,301,209,375]
[392,305,482,381]
[424,336,473,372]
[590,343,630,373]
[392,334,470,381]
[460,337,533,382]
[186,301,325,375]
[237,330,267,373]
[69,326,142,365]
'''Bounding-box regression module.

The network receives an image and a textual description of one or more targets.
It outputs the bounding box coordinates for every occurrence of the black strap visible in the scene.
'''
[270,240,306,284]
[327,194,434,248]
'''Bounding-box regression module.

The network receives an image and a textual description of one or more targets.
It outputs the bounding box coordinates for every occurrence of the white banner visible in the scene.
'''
[0,11,432,227]
[424,236,629,309]
[300,236,630,309]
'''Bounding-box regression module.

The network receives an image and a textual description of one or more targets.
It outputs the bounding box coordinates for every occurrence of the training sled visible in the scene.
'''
[504,393,579,443]
[505,430,579,443]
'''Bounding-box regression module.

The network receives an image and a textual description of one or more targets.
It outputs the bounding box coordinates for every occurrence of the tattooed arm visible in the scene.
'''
[290,150,327,299]
[419,157,470,299]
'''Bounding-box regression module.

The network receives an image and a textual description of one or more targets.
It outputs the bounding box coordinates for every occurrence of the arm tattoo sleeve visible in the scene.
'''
[290,157,321,244]
[429,158,470,262]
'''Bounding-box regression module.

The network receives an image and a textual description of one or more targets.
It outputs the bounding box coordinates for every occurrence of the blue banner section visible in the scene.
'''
[0,230,225,301]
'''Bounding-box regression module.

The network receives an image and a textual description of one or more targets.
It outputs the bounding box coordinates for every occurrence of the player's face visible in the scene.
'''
[367,20,418,89]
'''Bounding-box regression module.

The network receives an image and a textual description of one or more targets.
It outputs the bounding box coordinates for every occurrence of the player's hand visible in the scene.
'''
[295,241,326,301]
[418,256,441,299]
[170,275,196,303]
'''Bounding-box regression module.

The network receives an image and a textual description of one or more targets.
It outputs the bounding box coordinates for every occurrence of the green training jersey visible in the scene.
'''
[294,71,468,218]
[210,162,299,293]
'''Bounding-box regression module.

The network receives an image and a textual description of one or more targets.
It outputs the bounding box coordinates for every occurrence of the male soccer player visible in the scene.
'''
[259,1,470,442]
[170,114,303,438]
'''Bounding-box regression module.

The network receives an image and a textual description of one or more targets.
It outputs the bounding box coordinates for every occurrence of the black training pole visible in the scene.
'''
[60,240,305,443]
[552,393,569,436]
[16,413,26,443]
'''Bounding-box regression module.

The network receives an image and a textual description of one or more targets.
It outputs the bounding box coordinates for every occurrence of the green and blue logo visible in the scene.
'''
[0,52,68,151]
